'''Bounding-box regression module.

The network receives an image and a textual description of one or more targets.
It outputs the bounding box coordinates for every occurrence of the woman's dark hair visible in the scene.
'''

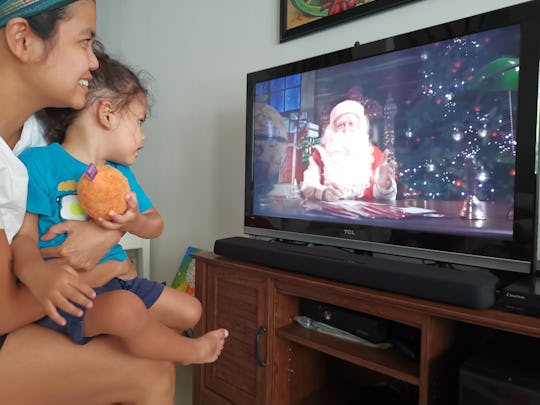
[26,4,72,41]
[26,1,96,51]
[39,41,151,144]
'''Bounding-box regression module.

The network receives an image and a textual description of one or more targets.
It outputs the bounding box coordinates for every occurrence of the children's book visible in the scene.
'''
[171,246,201,296]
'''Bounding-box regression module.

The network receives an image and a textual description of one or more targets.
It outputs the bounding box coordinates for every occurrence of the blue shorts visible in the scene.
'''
[37,276,164,345]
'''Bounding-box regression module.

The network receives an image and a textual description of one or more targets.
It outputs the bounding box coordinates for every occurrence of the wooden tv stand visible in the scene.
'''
[192,252,540,405]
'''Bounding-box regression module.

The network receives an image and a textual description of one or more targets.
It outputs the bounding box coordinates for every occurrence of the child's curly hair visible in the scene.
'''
[38,40,151,144]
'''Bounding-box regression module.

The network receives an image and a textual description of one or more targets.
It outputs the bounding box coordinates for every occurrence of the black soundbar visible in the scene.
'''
[214,237,499,309]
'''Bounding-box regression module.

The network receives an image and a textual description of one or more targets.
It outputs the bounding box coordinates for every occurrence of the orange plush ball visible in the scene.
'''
[77,164,130,220]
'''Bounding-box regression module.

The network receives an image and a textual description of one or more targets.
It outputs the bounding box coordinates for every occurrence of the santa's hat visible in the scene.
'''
[329,100,365,124]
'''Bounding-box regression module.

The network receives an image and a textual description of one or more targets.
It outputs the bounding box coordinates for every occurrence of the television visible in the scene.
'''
[243,1,540,277]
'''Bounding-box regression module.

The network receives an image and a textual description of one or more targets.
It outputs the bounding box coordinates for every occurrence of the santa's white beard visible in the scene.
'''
[324,129,369,155]
[321,129,375,197]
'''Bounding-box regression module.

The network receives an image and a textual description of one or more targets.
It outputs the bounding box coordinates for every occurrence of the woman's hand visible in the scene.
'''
[40,220,123,271]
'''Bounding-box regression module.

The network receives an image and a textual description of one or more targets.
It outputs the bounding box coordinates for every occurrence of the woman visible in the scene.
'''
[0,1,175,403]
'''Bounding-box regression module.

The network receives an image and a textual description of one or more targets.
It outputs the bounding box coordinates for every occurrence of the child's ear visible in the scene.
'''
[3,18,39,62]
[97,100,115,128]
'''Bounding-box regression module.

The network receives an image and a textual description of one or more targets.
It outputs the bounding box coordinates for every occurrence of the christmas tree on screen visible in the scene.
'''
[396,31,519,203]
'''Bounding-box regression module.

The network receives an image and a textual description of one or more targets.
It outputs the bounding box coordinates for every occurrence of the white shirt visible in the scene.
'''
[0,115,45,244]
[13,114,47,156]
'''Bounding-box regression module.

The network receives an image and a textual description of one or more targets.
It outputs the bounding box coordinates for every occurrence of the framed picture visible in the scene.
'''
[280,0,419,42]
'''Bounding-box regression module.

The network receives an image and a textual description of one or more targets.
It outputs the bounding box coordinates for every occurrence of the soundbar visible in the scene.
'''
[214,237,499,309]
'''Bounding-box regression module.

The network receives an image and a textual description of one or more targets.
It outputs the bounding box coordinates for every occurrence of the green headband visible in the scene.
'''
[0,0,77,28]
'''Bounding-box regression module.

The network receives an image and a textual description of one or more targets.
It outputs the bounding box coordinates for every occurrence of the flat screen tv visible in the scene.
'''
[244,1,540,275]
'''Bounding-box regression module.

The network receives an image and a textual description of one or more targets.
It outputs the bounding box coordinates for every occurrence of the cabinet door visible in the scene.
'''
[196,263,271,405]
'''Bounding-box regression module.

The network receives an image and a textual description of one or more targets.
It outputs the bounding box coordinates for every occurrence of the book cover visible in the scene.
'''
[171,246,201,296]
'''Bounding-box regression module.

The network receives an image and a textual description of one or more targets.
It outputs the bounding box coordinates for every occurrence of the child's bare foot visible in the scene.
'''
[193,328,229,364]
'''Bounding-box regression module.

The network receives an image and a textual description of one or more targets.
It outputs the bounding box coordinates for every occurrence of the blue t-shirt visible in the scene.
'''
[18,143,152,263]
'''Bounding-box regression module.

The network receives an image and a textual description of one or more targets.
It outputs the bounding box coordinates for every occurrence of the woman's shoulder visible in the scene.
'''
[13,114,47,156]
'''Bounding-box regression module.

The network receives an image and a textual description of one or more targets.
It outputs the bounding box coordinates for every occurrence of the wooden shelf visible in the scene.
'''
[192,252,540,405]
[295,386,363,405]
[277,322,419,386]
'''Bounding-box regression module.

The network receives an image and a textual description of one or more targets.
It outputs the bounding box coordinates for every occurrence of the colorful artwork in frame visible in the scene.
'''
[280,0,419,42]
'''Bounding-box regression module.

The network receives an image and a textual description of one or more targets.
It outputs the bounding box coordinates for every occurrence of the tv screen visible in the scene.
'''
[244,1,540,274]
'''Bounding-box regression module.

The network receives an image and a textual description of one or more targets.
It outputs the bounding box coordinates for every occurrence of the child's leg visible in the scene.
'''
[83,290,228,365]
[147,286,202,331]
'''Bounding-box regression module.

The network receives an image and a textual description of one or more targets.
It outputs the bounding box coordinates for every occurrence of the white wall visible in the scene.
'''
[96,0,529,285]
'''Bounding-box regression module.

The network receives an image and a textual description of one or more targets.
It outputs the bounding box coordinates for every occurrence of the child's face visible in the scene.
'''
[32,0,98,110]
[107,95,147,166]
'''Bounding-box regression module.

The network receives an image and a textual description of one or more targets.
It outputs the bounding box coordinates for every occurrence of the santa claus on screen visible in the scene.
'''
[301,99,397,202]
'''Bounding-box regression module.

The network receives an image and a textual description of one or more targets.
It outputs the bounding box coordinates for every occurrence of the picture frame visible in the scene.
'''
[280,0,419,42]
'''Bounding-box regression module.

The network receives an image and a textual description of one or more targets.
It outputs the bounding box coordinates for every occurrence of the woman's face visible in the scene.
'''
[32,0,98,110]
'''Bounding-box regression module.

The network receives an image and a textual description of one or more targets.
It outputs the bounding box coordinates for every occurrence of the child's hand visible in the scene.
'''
[95,192,140,230]
[27,259,96,326]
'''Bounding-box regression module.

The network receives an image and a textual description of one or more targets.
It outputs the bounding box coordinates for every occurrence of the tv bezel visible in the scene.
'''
[244,1,540,275]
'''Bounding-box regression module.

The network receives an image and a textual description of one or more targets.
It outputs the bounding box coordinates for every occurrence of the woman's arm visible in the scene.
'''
[39,220,124,271]
[0,230,45,334]
[12,213,96,326]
